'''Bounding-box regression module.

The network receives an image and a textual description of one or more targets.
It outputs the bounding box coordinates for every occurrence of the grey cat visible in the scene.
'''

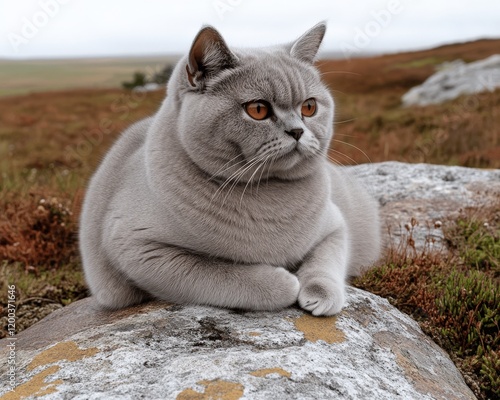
[79,23,381,316]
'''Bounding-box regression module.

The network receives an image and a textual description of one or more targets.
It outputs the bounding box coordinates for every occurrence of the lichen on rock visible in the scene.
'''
[0,286,475,400]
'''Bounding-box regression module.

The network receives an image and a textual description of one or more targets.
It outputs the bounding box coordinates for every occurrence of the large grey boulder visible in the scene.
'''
[2,161,498,399]
[0,287,474,400]
[350,161,500,250]
[402,55,500,106]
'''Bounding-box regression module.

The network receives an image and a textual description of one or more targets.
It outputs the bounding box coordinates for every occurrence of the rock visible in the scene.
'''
[0,302,63,337]
[350,161,500,250]
[132,82,163,93]
[0,287,475,400]
[2,161,496,399]
[402,55,500,106]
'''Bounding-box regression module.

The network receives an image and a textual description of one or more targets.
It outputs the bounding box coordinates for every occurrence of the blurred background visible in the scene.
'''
[1,0,499,168]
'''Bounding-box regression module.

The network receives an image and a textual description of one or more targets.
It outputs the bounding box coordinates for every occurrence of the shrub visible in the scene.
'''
[436,270,499,397]
[0,193,77,272]
[122,71,147,90]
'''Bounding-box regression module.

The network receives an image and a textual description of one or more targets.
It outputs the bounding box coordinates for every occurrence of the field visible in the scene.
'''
[0,55,180,97]
[0,39,499,398]
[322,39,500,168]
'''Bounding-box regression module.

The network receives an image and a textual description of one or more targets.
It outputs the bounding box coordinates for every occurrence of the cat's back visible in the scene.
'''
[80,117,153,231]
[94,116,152,184]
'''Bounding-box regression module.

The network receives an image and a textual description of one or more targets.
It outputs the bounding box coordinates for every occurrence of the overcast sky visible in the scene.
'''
[1,0,499,59]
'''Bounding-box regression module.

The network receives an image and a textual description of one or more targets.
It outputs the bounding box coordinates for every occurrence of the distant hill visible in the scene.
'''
[319,38,500,95]
[1,39,498,98]
[0,55,181,97]
[313,38,500,169]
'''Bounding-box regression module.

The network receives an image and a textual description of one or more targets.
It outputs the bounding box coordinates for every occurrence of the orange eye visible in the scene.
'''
[245,101,271,120]
[301,98,317,117]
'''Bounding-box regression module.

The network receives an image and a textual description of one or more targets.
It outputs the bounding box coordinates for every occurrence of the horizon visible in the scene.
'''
[1,37,498,63]
[1,0,499,60]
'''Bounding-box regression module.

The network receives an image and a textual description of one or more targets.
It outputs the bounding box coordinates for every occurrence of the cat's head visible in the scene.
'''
[169,23,334,182]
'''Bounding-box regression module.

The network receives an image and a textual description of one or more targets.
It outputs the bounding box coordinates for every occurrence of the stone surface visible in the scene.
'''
[132,82,163,93]
[0,287,475,400]
[2,161,497,399]
[402,55,500,106]
[350,161,500,250]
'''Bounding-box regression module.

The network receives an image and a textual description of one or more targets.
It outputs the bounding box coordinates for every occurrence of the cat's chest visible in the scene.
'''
[164,175,330,265]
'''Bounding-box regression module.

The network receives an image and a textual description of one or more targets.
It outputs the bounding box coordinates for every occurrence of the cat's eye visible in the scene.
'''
[244,101,271,120]
[301,98,317,117]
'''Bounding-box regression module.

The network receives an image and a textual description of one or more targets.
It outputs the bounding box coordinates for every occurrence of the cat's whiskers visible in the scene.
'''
[208,153,247,182]
[265,153,279,186]
[211,157,263,205]
[333,133,359,138]
[212,153,262,195]
[312,147,368,188]
[211,152,268,207]
[333,118,357,125]
[256,154,271,194]
[221,153,269,208]
[239,155,271,207]
[331,139,372,163]
[223,147,281,208]
[209,132,367,210]
[328,148,360,165]
[326,156,346,167]
[311,147,347,168]
[319,70,361,78]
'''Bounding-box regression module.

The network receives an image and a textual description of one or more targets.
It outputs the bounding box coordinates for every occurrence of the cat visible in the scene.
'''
[79,22,381,316]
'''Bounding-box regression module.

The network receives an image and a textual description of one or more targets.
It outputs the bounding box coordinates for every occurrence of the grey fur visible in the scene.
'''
[79,23,381,316]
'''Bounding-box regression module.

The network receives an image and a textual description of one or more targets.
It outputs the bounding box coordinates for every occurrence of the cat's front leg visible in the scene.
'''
[119,243,300,311]
[297,226,349,316]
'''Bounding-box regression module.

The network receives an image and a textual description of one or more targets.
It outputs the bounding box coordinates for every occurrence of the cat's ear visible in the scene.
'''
[290,22,326,64]
[186,26,237,89]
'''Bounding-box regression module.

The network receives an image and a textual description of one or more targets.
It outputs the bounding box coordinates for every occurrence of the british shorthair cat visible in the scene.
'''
[79,23,381,316]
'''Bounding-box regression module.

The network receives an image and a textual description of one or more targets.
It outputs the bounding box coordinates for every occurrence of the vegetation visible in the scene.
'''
[0,56,180,97]
[121,64,174,89]
[322,39,500,169]
[353,206,500,399]
[122,71,147,89]
[0,87,164,338]
[0,39,499,398]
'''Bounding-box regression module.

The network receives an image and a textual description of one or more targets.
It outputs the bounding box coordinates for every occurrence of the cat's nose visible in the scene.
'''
[285,128,304,141]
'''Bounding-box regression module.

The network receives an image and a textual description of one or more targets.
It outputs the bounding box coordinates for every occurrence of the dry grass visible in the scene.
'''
[0,192,76,271]
[319,39,500,168]
[0,56,180,97]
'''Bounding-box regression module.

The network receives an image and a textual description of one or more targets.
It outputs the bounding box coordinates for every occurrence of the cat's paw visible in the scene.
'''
[298,278,345,316]
[271,267,300,308]
[255,266,299,310]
